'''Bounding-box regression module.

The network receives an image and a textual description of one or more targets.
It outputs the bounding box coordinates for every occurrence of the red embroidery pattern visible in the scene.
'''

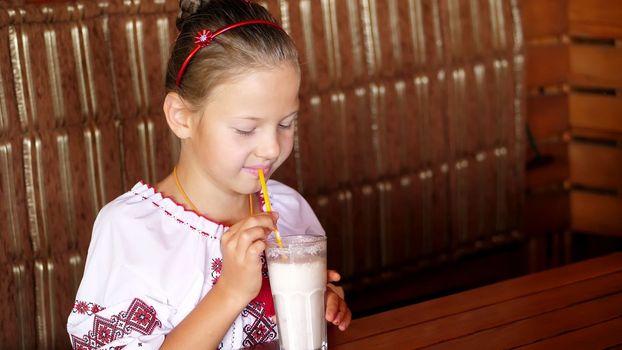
[211,257,222,285]
[133,190,219,239]
[73,300,106,316]
[70,298,162,350]
[250,255,275,317]
[260,254,269,279]
[257,191,266,210]
[241,301,278,347]
[239,254,278,346]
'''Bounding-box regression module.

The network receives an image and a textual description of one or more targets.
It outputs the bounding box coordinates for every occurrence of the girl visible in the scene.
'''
[66,0,351,348]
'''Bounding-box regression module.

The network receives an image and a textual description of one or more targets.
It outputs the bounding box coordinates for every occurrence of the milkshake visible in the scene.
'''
[266,235,327,350]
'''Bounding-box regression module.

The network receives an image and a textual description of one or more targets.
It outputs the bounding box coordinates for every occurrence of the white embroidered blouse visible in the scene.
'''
[66,180,324,349]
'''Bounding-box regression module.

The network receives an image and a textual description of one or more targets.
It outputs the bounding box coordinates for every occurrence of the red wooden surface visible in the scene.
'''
[329,253,622,349]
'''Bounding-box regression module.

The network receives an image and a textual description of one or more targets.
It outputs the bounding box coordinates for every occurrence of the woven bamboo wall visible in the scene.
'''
[0,0,524,348]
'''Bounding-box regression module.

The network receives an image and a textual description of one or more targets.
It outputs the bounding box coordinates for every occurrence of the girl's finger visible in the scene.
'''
[246,238,267,258]
[327,283,345,299]
[333,297,349,325]
[236,213,278,232]
[224,213,278,252]
[324,290,340,321]
[235,226,269,253]
[327,270,341,282]
[339,308,352,331]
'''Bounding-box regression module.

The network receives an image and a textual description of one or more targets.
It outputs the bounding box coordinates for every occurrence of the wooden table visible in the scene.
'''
[328,252,622,349]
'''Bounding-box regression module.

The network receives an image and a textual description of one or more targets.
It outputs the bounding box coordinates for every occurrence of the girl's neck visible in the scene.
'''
[159,164,255,224]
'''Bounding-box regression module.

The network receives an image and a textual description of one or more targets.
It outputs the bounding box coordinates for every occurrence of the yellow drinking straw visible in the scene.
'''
[258,169,283,248]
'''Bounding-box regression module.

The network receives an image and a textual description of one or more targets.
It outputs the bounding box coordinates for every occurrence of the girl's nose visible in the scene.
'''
[256,132,280,160]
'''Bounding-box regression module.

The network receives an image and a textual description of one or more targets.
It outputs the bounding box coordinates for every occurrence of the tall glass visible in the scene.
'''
[266,235,327,350]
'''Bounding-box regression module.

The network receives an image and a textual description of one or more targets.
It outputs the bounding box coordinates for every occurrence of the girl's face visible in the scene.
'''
[188,63,300,196]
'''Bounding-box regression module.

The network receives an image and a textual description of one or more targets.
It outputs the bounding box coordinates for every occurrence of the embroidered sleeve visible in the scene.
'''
[68,297,164,349]
[66,203,178,350]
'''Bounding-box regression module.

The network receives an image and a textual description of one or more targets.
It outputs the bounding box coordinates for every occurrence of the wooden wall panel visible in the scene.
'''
[570,45,622,88]
[526,140,569,188]
[526,44,568,88]
[527,94,569,139]
[571,192,622,236]
[523,0,622,258]
[569,0,622,39]
[521,0,567,40]
[569,94,622,134]
[521,0,571,268]
[570,143,622,192]
[567,1,622,239]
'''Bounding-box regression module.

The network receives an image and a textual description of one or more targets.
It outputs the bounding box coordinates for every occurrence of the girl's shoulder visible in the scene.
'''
[92,181,226,243]
[266,180,325,236]
[265,179,310,213]
[96,181,163,222]
[266,179,301,197]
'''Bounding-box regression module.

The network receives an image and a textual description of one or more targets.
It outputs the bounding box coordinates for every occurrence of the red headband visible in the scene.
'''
[176,19,284,87]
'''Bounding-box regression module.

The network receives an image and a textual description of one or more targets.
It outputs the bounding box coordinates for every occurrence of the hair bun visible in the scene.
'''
[177,0,209,30]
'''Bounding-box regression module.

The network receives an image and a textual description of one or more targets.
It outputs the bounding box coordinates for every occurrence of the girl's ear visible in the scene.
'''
[164,92,194,139]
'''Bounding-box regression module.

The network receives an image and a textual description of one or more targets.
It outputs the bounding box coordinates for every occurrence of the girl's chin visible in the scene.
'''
[235,180,262,195]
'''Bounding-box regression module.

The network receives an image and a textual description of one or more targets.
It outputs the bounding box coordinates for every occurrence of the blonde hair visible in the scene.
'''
[166,0,299,110]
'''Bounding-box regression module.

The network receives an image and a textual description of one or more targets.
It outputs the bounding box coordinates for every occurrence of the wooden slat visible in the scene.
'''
[527,44,568,88]
[332,271,622,349]
[527,94,569,139]
[571,192,622,236]
[517,317,622,349]
[569,0,622,39]
[569,93,622,134]
[426,292,622,349]
[571,127,622,142]
[519,317,622,350]
[525,140,569,189]
[570,142,622,191]
[521,0,568,40]
[330,253,622,345]
[570,45,622,88]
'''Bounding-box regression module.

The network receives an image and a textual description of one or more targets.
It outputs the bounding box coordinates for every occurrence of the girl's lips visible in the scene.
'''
[244,167,271,177]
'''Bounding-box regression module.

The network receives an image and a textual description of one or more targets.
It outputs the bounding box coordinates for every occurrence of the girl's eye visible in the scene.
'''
[279,117,297,130]
[235,128,255,136]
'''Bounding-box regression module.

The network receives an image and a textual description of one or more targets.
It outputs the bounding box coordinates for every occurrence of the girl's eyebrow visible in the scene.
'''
[234,110,299,121]
[281,110,299,119]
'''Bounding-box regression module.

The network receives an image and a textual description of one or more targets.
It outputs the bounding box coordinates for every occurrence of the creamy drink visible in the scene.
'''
[266,235,327,350]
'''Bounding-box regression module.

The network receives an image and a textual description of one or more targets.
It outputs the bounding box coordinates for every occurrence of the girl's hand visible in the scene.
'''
[325,270,352,331]
[218,212,278,305]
